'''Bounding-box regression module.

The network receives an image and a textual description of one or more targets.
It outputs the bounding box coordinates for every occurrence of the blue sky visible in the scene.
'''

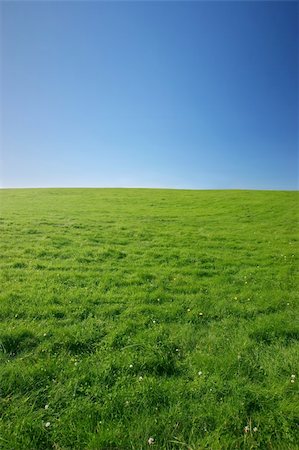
[1,1,298,189]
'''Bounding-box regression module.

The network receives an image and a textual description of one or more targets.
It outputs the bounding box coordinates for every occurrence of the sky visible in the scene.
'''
[1,1,298,190]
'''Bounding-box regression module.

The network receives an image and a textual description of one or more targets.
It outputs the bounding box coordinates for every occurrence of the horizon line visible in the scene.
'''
[0,186,298,192]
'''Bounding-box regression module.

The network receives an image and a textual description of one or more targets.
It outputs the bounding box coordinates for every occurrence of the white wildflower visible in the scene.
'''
[148,437,155,445]
[45,421,51,428]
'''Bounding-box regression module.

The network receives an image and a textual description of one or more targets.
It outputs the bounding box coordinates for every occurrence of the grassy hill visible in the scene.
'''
[0,188,298,449]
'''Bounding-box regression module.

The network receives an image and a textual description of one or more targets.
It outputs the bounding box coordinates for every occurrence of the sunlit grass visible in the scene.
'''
[0,188,298,449]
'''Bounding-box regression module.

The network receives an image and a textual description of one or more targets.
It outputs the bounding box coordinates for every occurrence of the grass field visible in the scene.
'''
[0,188,298,449]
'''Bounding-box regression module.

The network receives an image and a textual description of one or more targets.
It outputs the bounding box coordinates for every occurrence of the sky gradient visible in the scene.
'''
[1,1,298,190]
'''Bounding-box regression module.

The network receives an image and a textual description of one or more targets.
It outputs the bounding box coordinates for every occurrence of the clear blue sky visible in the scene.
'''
[1,1,298,189]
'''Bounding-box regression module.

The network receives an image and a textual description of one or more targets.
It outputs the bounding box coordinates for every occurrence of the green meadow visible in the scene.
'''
[0,188,298,450]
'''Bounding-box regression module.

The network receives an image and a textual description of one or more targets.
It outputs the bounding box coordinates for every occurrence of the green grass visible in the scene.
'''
[0,188,298,449]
